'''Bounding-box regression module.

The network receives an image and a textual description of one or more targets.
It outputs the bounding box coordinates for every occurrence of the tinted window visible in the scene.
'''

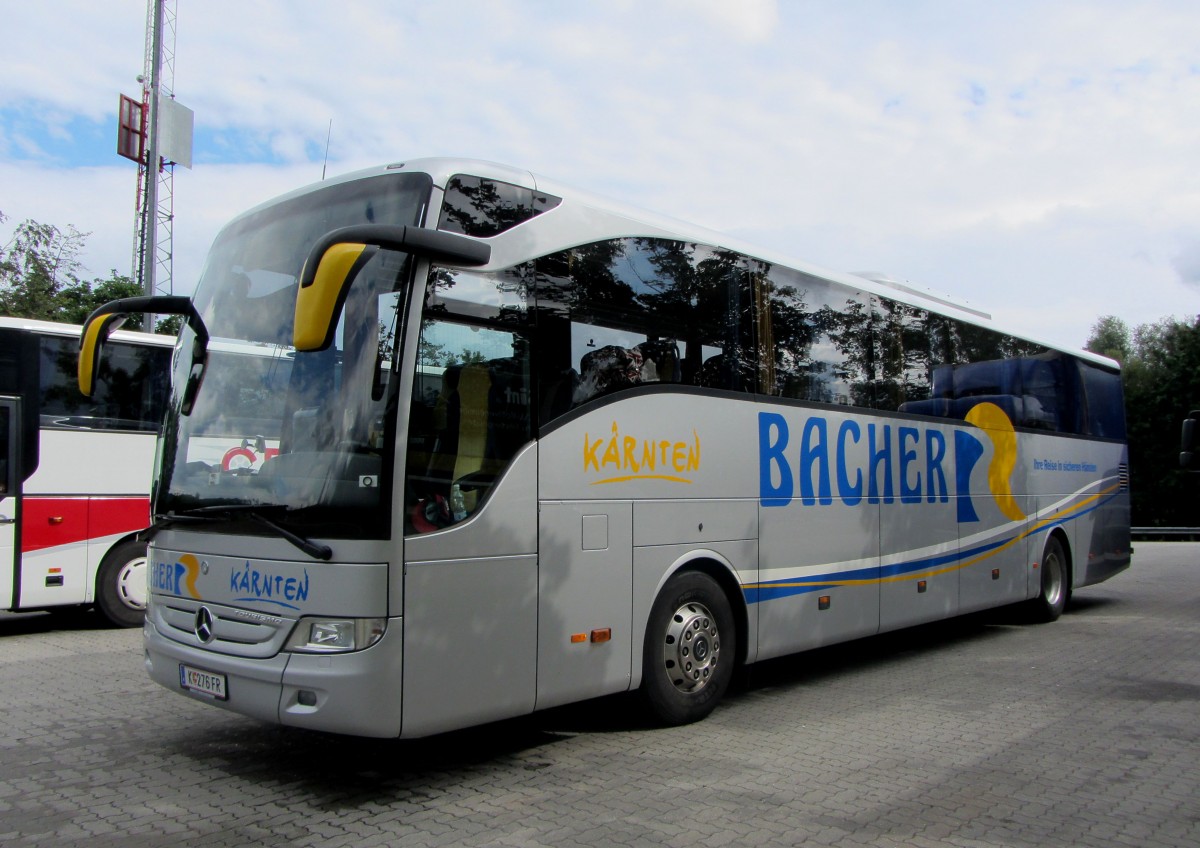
[40,336,169,431]
[758,265,870,407]
[872,297,951,411]
[437,175,561,238]
[1078,360,1126,439]
[0,403,10,493]
[535,238,753,423]
[405,267,534,534]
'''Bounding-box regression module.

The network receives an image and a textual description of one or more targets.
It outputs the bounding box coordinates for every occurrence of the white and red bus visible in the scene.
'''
[0,317,173,626]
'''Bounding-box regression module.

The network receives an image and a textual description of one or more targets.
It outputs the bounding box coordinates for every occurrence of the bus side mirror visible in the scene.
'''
[79,295,209,413]
[294,224,490,352]
[1181,410,1200,471]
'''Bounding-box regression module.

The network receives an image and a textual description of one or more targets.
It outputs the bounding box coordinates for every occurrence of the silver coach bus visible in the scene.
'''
[79,158,1130,737]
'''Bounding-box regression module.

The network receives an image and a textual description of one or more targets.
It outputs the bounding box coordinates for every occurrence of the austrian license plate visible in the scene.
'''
[179,664,229,700]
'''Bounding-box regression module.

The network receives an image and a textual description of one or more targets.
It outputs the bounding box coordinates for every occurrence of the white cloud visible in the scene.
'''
[3,0,1200,349]
[670,0,779,42]
[1172,239,1200,291]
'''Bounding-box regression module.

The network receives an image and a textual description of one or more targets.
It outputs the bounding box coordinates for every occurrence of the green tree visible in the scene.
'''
[1086,314,1200,526]
[1085,316,1132,363]
[0,210,152,329]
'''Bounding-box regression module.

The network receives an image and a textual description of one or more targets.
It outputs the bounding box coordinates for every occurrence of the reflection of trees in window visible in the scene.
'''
[534,238,752,407]
[760,267,864,405]
[437,176,561,239]
[425,265,531,328]
[873,297,938,411]
[951,321,1043,364]
[816,297,875,407]
[634,241,752,391]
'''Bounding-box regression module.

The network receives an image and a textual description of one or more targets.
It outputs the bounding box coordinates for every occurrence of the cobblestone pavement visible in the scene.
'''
[1,543,1197,847]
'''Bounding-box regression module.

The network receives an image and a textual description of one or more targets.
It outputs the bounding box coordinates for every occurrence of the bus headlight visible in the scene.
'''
[284,617,386,653]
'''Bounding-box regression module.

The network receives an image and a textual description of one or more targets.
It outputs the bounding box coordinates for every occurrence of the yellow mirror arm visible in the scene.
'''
[294,243,374,352]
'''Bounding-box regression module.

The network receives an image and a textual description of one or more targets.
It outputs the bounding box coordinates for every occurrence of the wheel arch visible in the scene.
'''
[92,530,146,592]
[1045,525,1074,596]
[652,550,750,672]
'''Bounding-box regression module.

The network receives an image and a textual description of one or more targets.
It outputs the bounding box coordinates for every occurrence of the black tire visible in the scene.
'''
[641,571,736,726]
[1027,534,1069,623]
[95,539,149,628]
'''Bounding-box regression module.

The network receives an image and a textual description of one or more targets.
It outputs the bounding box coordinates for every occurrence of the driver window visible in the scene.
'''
[405,317,532,533]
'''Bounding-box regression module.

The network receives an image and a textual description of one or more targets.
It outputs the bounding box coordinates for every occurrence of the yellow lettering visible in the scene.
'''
[584,435,602,472]
[602,433,622,468]
[641,441,657,471]
[582,423,702,483]
[623,437,640,473]
[672,442,687,472]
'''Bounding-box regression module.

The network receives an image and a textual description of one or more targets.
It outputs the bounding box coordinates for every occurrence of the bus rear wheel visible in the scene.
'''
[641,571,736,726]
[95,539,149,628]
[1027,535,1069,623]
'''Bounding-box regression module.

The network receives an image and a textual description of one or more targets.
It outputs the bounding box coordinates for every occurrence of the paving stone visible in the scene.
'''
[0,543,1197,846]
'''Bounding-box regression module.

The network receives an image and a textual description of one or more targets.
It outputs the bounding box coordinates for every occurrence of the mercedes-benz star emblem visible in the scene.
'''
[194,606,214,644]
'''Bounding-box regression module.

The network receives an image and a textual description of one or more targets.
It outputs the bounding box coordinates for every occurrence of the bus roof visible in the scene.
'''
[0,316,176,348]
[220,156,1120,371]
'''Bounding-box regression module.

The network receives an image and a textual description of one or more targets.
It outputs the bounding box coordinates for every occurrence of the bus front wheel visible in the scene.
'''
[1027,535,1069,623]
[641,571,736,725]
[95,539,149,628]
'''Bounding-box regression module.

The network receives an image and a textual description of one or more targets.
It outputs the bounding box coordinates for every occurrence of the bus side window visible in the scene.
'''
[405,318,532,534]
[535,237,753,420]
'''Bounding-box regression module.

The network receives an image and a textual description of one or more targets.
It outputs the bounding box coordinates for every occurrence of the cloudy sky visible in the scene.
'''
[2,0,1198,351]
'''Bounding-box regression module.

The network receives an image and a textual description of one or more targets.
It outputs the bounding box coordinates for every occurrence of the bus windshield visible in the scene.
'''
[156,172,432,539]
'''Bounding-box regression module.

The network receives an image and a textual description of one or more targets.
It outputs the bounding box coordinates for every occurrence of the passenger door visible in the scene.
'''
[400,310,539,737]
[0,398,17,610]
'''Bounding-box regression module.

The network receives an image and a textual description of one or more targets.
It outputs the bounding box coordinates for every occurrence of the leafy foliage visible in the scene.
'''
[0,211,160,330]
[1086,314,1200,526]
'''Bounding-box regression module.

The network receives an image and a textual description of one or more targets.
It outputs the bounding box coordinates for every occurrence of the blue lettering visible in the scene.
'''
[799,418,832,505]
[228,563,312,609]
[868,424,894,504]
[926,430,948,503]
[836,419,863,506]
[899,426,921,504]
[172,562,185,595]
[758,412,793,507]
[758,412,970,514]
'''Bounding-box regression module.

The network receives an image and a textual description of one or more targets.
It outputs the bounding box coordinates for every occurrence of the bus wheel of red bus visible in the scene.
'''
[95,539,149,628]
[1028,534,1070,623]
[641,571,736,726]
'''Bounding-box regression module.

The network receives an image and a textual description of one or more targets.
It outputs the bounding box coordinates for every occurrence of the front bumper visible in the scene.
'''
[144,615,405,737]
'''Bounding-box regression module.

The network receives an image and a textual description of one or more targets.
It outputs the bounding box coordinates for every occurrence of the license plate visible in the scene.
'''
[179,664,229,700]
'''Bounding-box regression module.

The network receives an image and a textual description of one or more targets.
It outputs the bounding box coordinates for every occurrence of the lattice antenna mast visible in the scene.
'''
[131,0,180,330]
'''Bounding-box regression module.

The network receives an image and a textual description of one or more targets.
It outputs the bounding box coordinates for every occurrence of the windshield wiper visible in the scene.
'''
[146,505,333,561]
